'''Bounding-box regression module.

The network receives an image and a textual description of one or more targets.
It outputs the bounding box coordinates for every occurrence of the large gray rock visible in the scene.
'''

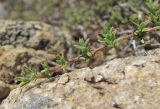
[0,20,69,53]
[1,48,160,109]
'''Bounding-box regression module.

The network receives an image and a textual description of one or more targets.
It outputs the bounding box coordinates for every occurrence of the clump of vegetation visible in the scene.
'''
[98,24,118,48]
[133,20,149,42]
[16,0,160,86]
[16,67,38,86]
[56,54,69,71]
[74,38,92,61]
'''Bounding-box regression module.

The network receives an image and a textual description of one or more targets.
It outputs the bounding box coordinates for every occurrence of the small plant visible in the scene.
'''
[41,62,52,77]
[133,20,149,40]
[98,24,118,48]
[74,38,92,61]
[56,54,69,71]
[16,66,38,86]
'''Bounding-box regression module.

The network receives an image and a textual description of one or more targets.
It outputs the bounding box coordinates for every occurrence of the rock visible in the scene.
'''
[0,45,56,84]
[0,20,72,84]
[1,48,160,109]
[0,20,69,53]
[0,81,10,102]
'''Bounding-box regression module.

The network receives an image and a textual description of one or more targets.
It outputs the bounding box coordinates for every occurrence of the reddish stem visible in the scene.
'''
[146,27,159,32]
[51,66,61,72]
[68,55,81,64]
[92,45,106,56]
[50,26,158,73]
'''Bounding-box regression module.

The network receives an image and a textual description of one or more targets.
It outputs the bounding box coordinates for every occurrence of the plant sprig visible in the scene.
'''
[74,38,92,61]
[56,54,69,71]
[16,66,38,86]
[133,20,149,43]
[98,24,118,48]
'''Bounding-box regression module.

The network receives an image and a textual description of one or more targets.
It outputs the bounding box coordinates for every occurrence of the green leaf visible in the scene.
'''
[16,77,31,87]
[98,24,118,47]
[41,63,50,76]
[74,45,87,52]
[22,66,37,76]
[79,38,85,45]
[56,54,69,71]
[16,66,38,86]
[133,20,149,38]
[85,38,90,46]
[74,38,92,61]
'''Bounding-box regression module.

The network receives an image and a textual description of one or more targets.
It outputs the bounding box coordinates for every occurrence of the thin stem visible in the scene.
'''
[92,45,106,56]
[117,30,133,35]
[118,34,134,40]
[44,26,159,73]
[68,55,81,64]
[146,26,160,32]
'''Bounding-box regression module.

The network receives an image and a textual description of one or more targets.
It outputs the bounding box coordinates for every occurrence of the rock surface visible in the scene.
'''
[0,21,70,102]
[1,48,160,109]
[0,20,71,84]
[0,20,68,53]
[0,45,56,83]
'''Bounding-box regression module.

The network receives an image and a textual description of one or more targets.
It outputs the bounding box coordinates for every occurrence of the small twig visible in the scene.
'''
[68,55,81,64]
[68,45,106,62]
[48,61,76,72]
[137,42,160,49]
[48,61,59,66]
[118,34,134,40]
[117,26,160,41]
[136,40,152,49]
[149,43,160,48]
[117,30,133,35]
[118,2,139,13]
[146,27,160,32]
[92,45,106,56]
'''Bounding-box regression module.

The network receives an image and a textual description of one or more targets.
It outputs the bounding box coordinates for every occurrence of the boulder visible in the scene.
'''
[1,48,160,109]
[0,20,69,53]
